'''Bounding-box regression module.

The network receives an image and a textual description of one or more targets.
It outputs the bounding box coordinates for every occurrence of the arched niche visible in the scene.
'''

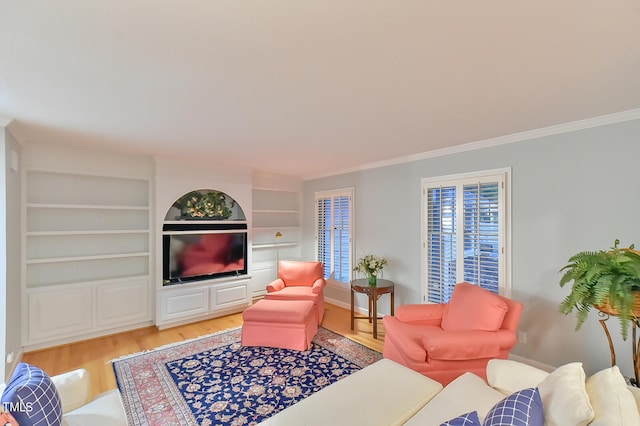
[164,189,247,221]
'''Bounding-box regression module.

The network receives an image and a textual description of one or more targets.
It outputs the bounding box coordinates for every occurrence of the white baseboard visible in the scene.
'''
[5,348,24,382]
[509,353,555,372]
[325,296,369,316]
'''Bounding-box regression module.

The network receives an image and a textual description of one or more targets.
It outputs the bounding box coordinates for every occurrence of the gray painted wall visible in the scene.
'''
[302,119,640,377]
[0,128,21,382]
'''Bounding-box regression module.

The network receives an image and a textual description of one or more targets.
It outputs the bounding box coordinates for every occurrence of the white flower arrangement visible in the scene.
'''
[353,254,388,277]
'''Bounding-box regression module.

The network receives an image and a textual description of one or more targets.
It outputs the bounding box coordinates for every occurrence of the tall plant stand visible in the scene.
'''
[597,311,640,386]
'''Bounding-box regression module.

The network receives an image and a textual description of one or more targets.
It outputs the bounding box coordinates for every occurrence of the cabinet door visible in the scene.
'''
[250,266,276,297]
[97,278,150,327]
[160,287,209,321]
[28,287,93,342]
[210,281,249,309]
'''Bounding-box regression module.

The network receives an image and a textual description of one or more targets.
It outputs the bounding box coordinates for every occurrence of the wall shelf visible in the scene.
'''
[252,209,299,214]
[27,252,149,264]
[252,242,300,250]
[27,203,149,210]
[26,229,149,236]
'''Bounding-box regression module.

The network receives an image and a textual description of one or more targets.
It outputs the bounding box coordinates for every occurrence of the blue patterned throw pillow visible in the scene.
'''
[441,387,544,426]
[1,363,63,426]
[441,411,482,426]
[483,387,544,426]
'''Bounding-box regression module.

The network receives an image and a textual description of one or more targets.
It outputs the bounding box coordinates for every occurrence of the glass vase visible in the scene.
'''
[368,274,377,286]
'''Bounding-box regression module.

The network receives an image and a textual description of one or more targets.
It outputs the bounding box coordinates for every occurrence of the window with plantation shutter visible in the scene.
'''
[422,169,510,303]
[315,188,353,283]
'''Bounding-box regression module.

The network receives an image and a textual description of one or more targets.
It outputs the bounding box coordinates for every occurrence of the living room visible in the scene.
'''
[1,1,640,424]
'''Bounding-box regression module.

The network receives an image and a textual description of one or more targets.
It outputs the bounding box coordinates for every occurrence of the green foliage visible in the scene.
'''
[175,190,236,219]
[559,239,640,340]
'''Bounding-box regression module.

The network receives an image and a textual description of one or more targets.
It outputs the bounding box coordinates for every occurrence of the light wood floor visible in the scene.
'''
[22,303,385,399]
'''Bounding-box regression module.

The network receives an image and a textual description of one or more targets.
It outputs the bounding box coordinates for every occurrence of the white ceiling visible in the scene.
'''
[1,1,639,179]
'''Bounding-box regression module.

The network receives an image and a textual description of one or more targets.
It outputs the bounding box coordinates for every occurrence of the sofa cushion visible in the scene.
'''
[486,359,550,394]
[1,362,63,426]
[405,372,506,425]
[537,362,594,426]
[586,365,640,426]
[441,283,508,332]
[51,368,91,413]
[260,359,443,426]
[62,389,128,426]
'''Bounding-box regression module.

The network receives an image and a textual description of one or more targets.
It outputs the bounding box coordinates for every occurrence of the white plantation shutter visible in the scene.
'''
[426,185,458,303]
[316,189,353,283]
[423,170,508,303]
[463,183,500,294]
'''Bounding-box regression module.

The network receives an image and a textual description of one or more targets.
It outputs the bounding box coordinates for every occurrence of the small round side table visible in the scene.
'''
[350,278,395,339]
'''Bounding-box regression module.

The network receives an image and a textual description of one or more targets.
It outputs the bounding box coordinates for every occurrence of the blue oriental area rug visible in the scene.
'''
[113,327,382,426]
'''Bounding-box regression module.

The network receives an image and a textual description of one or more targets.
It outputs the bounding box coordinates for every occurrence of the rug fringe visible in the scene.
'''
[108,326,242,364]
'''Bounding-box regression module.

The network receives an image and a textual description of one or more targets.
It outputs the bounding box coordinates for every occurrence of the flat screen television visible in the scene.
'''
[163,230,247,285]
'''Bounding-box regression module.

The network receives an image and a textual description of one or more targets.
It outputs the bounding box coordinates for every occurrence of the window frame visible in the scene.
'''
[420,168,511,302]
[314,187,354,285]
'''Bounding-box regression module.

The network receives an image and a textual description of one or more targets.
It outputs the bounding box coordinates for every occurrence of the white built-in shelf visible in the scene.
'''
[27,229,149,236]
[252,209,299,214]
[27,252,150,264]
[252,226,299,231]
[252,242,300,250]
[25,169,152,290]
[27,203,149,210]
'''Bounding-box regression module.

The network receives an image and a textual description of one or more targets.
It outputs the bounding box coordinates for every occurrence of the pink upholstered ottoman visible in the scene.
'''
[241,299,318,351]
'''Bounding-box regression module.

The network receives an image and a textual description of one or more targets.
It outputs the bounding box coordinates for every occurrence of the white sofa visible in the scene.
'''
[261,358,640,426]
[0,368,129,426]
[51,369,128,426]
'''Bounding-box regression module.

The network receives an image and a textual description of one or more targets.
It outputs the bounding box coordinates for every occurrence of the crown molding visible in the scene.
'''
[303,108,640,181]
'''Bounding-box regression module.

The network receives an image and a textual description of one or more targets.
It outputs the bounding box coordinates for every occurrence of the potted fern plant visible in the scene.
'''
[559,239,640,340]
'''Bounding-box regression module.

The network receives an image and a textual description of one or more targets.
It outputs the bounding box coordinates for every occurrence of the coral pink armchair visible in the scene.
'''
[382,282,523,386]
[264,260,327,324]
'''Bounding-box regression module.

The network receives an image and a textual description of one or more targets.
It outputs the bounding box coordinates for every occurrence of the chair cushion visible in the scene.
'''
[243,299,315,323]
[279,260,323,286]
[1,362,63,426]
[264,286,318,300]
[441,283,508,332]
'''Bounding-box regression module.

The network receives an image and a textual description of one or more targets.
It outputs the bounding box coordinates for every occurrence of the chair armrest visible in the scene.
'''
[396,304,445,325]
[311,278,326,294]
[423,329,503,360]
[51,368,91,413]
[266,278,285,292]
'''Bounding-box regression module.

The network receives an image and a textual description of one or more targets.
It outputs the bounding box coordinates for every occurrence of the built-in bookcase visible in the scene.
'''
[250,186,302,298]
[24,169,152,349]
